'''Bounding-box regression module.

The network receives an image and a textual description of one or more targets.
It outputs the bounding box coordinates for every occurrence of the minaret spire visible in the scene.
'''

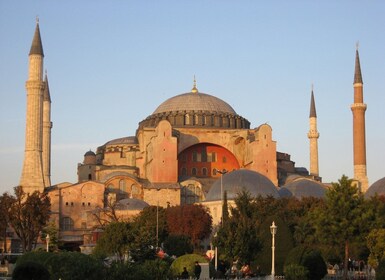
[354,42,363,84]
[29,18,44,57]
[351,45,368,191]
[308,84,320,177]
[309,84,317,118]
[42,71,52,187]
[20,20,46,193]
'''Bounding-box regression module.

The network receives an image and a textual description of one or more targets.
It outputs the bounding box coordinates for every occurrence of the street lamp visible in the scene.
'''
[214,168,227,225]
[270,221,277,279]
[156,188,160,249]
[46,234,50,252]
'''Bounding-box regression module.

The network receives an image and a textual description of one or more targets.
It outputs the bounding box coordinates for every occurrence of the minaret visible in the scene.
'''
[42,71,52,187]
[20,19,45,193]
[351,45,368,191]
[307,85,320,177]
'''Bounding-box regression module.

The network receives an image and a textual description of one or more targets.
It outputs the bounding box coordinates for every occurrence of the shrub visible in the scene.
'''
[168,253,208,278]
[284,264,308,280]
[376,259,385,280]
[12,261,50,280]
[285,246,326,280]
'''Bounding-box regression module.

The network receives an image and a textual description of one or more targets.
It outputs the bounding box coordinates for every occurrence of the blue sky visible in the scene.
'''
[1,1,384,194]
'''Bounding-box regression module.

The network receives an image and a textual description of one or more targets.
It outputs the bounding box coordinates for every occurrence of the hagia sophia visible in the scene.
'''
[11,21,385,251]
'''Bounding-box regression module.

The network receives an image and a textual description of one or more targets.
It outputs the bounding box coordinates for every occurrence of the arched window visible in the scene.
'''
[202,168,207,176]
[131,184,140,198]
[119,180,126,193]
[61,217,74,231]
[181,167,187,176]
[181,184,203,204]
[192,168,197,176]
[192,151,197,162]
[184,114,190,125]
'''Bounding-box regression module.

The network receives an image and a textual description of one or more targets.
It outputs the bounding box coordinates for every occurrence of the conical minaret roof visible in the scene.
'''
[29,19,44,57]
[354,49,363,84]
[309,86,317,118]
[43,72,51,102]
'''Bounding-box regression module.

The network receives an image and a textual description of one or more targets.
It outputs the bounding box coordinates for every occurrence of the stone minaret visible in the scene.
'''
[42,72,52,187]
[351,46,368,191]
[307,85,319,177]
[20,20,45,194]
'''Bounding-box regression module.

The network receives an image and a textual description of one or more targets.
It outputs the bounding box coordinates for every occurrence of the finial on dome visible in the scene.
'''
[191,75,198,93]
[356,41,359,51]
[36,16,39,24]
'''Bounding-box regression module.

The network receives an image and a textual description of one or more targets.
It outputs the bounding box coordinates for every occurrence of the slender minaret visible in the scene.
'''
[20,19,45,193]
[307,85,319,177]
[42,71,52,187]
[351,45,368,191]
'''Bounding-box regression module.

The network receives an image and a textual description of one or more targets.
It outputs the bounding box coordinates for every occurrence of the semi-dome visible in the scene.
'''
[365,177,385,198]
[205,169,279,201]
[280,178,327,199]
[116,198,149,211]
[153,91,237,115]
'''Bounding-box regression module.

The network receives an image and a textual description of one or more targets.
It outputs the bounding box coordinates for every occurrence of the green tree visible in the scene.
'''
[214,191,261,264]
[41,221,59,252]
[163,234,193,257]
[94,222,134,262]
[133,206,167,249]
[367,228,385,268]
[222,190,229,224]
[8,186,51,252]
[311,175,366,280]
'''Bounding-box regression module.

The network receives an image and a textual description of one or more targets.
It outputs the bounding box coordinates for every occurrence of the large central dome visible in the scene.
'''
[138,82,250,129]
[153,91,237,115]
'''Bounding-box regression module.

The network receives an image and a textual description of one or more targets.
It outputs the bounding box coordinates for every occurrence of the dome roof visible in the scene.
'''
[116,198,149,211]
[205,169,279,201]
[280,178,327,199]
[84,150,96,157]
[365,177,385,198]
[105,136,138,146]
[153,91,237,115]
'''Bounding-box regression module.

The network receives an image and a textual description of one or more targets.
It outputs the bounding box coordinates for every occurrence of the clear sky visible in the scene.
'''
[0,1,384,194]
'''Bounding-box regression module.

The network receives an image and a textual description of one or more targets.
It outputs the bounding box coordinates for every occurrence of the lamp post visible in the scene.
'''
[214,168,227,225]
[156,188,160,248]
[270,221,277,279]
[46,234,50,252]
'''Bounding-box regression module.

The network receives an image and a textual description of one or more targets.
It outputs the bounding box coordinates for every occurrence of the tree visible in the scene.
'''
[367,228,385,268]
[311,175,366,280]
[214,191,261,264]
[0,192,14,252]
[94,222,134,262]
[163,234,193,257]
[8,186,51,252]
[166,204,212,248]
[92,196,121,228]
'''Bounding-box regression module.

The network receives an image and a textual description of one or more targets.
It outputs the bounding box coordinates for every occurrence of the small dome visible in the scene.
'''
[105,136,138,146]
[116,198,149,211]
[365,177,385,198]
[205,169,279,201]
[84,150,96,157]
[153,91,237,115]
[281,178,327,199]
